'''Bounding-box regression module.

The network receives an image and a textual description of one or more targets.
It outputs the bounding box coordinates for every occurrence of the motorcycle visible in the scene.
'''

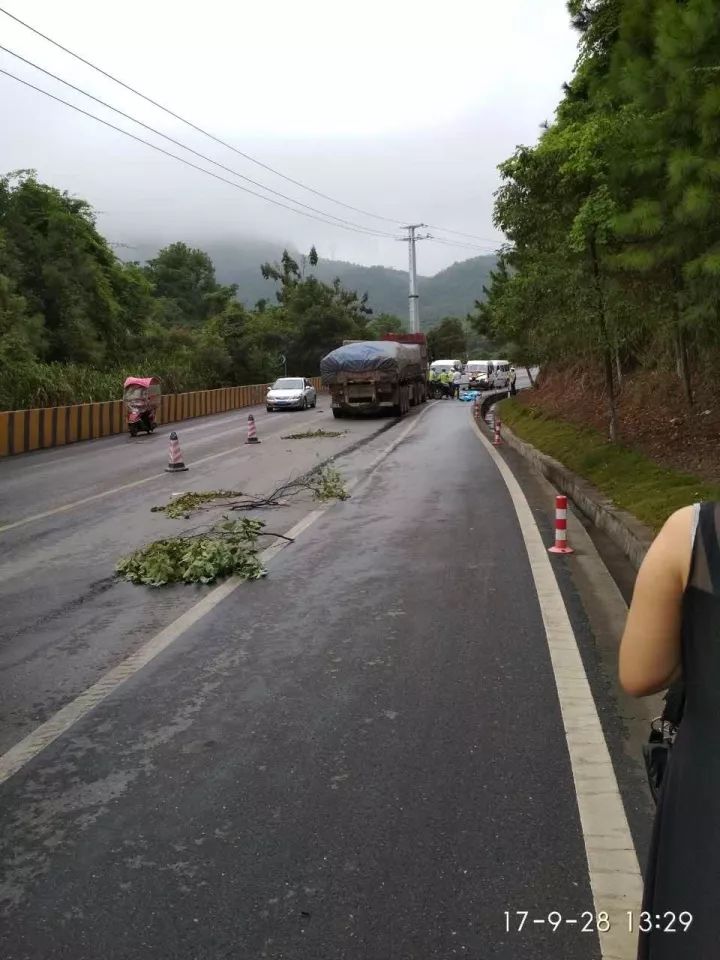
[123,376,161,437]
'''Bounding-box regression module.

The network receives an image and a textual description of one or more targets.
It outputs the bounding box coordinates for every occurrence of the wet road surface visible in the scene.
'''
[0,394,644,959]
[0,401,397,753]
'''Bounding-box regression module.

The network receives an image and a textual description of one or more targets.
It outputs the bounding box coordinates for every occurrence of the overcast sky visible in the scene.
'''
[1,1,579,274]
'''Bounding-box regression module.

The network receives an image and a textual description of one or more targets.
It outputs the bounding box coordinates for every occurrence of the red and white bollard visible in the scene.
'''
[548,494,574,554]
[165,431,189,472]
[493,417,502,446]
[246,414,261,444]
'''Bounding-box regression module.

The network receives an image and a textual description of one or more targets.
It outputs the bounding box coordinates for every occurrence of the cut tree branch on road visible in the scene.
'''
[150,467,349,519]
[117,467,349,586]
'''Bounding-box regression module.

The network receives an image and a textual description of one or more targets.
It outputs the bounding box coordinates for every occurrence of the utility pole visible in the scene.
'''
[398,224,430,333]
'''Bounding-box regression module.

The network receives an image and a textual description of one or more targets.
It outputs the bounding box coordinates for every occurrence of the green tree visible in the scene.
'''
[602,0,720,406]
[366,312,406,339]
[0,170,143,364]
[0,272,44,366]
[427,317,467,360]
[144,242,235,327]
[259,249,374,373]
[486,0,720,437]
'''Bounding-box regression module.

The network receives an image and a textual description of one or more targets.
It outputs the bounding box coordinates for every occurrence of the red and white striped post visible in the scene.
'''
[548,494,574,554]
[493,417,502,446]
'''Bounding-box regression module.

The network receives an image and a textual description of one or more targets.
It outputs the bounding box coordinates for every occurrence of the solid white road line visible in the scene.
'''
[471,415,642,960]
[0,406,431,787]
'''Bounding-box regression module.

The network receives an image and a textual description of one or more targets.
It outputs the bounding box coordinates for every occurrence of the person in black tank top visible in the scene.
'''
[620,501,720,957]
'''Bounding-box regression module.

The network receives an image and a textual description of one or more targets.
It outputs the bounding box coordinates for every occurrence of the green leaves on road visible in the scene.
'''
[281,429,345,440]
[151,490,244,519]
[308,466,350,501]
[118,467,350,586]
[116,517,266,587]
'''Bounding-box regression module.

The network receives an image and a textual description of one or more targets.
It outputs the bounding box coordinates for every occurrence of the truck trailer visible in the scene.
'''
[320,336,428,418]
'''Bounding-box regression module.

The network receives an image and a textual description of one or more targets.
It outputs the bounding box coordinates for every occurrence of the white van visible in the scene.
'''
[465,360,494,390]
[491,360,511,389]
[429,359,462,376]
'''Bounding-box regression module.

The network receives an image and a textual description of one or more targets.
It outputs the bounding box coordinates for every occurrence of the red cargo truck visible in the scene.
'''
[380,332,429,371]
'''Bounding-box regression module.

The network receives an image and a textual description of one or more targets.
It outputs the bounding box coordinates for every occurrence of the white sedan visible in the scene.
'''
[266,377,318,412]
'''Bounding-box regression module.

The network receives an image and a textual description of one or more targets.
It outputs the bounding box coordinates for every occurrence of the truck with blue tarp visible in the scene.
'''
[320,338,428,418]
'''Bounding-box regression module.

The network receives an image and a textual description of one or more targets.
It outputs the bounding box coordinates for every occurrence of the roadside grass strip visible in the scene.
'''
[501,400,720,532]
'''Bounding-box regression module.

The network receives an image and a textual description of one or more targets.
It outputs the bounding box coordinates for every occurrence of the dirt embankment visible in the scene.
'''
[517,366,720,483]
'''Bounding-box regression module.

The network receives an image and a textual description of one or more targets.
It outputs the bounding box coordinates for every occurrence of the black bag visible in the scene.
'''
[642,680,685,805]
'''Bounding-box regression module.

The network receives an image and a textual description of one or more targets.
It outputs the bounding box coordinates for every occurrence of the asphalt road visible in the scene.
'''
[0,399,399,755]
[0,387,644,959]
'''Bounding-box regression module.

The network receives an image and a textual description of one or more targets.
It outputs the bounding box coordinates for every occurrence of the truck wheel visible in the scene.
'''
[332,409,345,419]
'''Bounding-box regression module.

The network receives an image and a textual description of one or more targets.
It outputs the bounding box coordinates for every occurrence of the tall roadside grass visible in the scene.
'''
[0,361,219,411]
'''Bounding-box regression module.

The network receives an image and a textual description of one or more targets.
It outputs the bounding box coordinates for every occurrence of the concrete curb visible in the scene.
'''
[477,392,654,572]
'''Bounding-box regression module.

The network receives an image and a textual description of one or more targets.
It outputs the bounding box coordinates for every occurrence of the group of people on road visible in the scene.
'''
[428,365,517,399]
[428,368,460,399]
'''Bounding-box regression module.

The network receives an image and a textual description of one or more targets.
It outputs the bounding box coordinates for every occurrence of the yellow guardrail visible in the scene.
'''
[0,377,325,458]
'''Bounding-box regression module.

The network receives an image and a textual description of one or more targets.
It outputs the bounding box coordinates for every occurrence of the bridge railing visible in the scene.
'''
[0,377,325,457]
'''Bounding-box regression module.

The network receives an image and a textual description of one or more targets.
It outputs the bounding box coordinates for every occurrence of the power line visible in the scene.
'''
[0,45,399,239]
[0,66,501,263]
[0,68,405,240]
[0,4,407,228]
[426,223,505,244]
[0,5,509,247]
[428,235,501,254]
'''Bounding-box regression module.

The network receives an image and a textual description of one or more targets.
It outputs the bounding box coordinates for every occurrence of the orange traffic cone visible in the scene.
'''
[165,431,189,472]
[246,414,261,444]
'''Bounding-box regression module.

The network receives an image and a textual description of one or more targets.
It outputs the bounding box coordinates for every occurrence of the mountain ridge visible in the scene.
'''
[123,237,496,327]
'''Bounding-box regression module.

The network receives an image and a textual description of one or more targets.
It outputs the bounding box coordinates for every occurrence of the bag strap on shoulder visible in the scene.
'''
[663,680,685,726]
[700,501,720,595]
[663,502,720,727]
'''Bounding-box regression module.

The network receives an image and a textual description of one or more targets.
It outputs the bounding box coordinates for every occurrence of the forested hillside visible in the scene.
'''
[0,172,406,410]
[475,0,720,443]
[128,238,496,326]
